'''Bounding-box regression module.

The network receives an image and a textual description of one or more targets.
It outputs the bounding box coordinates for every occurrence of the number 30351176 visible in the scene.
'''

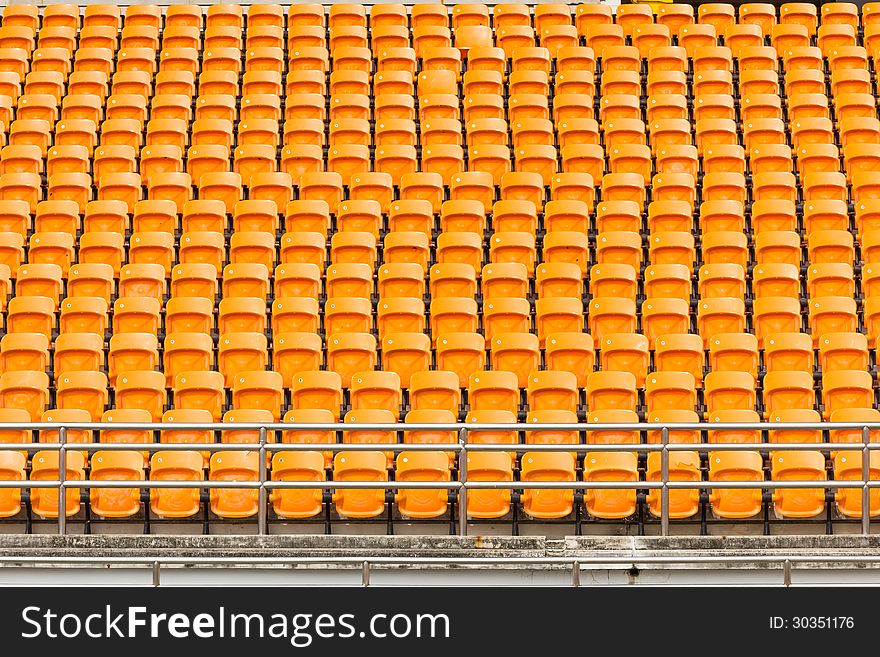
[772,617,855,629]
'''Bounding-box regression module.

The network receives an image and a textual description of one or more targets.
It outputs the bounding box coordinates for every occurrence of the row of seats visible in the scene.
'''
[0,360,875,420]
[2,3,878,45]
[0,446,876,521]
[0,3,874,34]
[3,403,879,446]
[12,194,880,241]
[0,175,863,230]
[3,236,873,302]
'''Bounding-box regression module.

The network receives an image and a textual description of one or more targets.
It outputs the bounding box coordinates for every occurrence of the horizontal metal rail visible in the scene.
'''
[10,421,880,430]
[1,554,878,567]
[1,479,870,489]
[0,480,464,489]
[5,441,875,451]
[13,1,615,9]
[0,421,877,537]
[9,0,812,11]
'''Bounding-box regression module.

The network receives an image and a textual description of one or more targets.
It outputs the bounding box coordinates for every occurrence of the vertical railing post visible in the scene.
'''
[258,426,268,536]
[57,426,67,536]
[458,427,468,536]
[660,426,669,537]
[862,426,871,536]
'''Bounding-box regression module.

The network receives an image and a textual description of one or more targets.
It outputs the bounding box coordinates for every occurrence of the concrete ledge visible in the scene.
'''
[0,534,548,558]
[1,534,880,563]
[1,535,879,584]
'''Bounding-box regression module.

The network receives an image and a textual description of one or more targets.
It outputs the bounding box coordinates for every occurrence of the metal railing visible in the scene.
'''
[0,419,878,536]
[6,1,593,8]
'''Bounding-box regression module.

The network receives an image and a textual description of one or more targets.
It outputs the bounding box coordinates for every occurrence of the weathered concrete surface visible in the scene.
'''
[0,534,878,564]
[0,535,878,584]
[0,534,548,557]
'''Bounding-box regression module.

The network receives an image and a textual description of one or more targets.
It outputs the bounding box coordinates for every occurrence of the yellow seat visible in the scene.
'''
[89,451,144,518]
[395,451,451,519]
[30,450,86,518]
[209,451,260,519]
[465,451,513,519]
[150,450,204,518]
[0,450,26,518]
[584,451,638,519]
[834,451,880,519]
[271,451,326,519]
[771,450,827,519]
[333,450,388,519]
[708,451,764,519]
[521,452,576,519]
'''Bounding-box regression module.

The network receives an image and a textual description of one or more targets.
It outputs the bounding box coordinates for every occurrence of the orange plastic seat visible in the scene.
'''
[763,371,815,417]
[464,370,518,415]
[58,297,108,336]
[599,333,649,387]
[209,451,260,519]
[111,296,161,336]
[818,332,869,373]
[589,263,638,301]
[173,371,225,421]
[378,262,426,300]
[231,370,284,420]
[809,296,859,344]
[270,450,326,519]
[55,371,108,421]
[708,450,764,519]
[643,371,696,414]
[6,296,54,339]
[115,370,166,421]
[89,450,144,519]
[753,300,804,348]
[586,370,638,413]
[150,450,204,519]
[834,450,880,518]
[754,231,801,267]
[752,263,799,300]
[332,451,388,519]
[431,332,482,388]
[654,334,705,386]
[822,370,875,419]
[704,371,756,414]
[163,332,214,387]
[641,297,690,349]
[30,450,86,519]
[705,408,761,445]
[583,451,639,520]
[377,296,426,337]
[697,298,747,348]
[692,70,733,96]
[698,263,747,300]
[0,449,26,517]
[771,450,826,519]
[39,408,94,443]
[588,297,638,343]
[402,372,457,415]
[526,370,579,414]
[394,451,451,519]
[525,409,579,447]
[521,452,576,519]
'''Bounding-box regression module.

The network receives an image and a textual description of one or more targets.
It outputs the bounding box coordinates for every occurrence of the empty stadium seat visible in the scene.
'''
[0,1,876,534]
